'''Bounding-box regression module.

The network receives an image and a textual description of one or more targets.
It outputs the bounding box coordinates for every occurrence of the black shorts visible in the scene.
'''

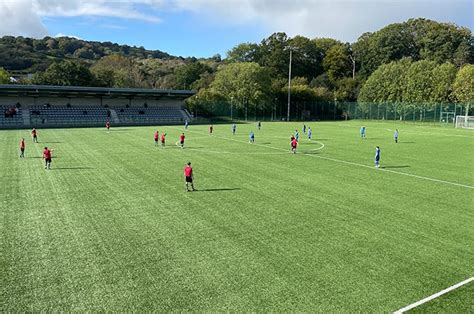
[20,148,25,152]
[185,176,193,183]
[45,158,52,163]
[180,140,184,145]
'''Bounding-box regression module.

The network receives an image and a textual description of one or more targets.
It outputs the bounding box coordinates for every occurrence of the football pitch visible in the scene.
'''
[1,121,473,311]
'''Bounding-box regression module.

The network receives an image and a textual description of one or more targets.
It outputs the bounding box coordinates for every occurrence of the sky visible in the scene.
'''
[0,0,472,58]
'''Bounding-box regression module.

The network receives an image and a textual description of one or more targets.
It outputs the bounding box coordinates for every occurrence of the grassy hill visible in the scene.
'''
[0,35,176,73]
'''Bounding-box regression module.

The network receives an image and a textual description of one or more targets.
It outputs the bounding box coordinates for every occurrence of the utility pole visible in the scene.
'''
[287,49,292,122]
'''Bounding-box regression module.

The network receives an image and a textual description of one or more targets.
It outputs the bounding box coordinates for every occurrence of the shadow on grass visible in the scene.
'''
[192,188,241,192]
[50,167,94,170]
[381,165,410,169]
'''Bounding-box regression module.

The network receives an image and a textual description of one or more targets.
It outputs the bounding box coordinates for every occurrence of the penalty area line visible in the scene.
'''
[393,277,474,313]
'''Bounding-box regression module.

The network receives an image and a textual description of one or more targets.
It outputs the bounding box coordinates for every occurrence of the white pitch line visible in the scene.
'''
[393,277,474,313]
[175,128,474,190]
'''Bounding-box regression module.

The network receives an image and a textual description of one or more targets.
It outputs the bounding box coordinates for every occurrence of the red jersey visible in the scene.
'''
[184,166,193,177]
[179,134,185,142]
[291,139,298,148]
[154,131,159,140]
[43,148,51,159]
[32,129,37,136]
[161,134,166,142]
[20,140,25,149]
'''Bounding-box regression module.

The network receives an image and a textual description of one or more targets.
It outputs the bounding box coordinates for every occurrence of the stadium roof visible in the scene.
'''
[0,84,195,99]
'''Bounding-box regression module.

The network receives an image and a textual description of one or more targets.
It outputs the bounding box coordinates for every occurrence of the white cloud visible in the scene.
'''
[33,0,162,23]
[55,33,82,39]
[0,0,162,38]
[170,0,473,42]
[0,0,48,37]
[0,0,470,42]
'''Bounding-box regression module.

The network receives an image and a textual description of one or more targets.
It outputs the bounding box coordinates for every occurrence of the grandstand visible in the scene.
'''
[0,85,194,128]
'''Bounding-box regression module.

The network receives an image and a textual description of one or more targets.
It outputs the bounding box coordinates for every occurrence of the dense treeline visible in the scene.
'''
[0,35,173,72]
[359,60,473,117]
[0,18,472,117]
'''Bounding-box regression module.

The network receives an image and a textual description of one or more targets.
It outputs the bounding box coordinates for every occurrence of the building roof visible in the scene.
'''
[0,84,195,99]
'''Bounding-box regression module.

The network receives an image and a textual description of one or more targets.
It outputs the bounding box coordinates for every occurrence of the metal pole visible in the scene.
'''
[287,49,292,122]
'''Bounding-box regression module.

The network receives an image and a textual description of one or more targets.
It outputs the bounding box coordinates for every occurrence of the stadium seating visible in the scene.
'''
[115,106,187,124]
[0,103,191,127]
[0,105,23,126]
[30,105,110,125]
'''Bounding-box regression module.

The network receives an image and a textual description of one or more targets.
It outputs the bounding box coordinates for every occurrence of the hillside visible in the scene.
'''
[0,36,176,73]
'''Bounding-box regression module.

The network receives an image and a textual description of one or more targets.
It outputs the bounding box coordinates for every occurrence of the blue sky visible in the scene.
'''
[1,0,472,58]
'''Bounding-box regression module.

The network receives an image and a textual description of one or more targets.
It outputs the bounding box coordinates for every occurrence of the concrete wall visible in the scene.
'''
[0,96,184,108]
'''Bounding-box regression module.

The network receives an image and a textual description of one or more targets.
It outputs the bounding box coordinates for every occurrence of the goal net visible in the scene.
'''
[455,116,474,129]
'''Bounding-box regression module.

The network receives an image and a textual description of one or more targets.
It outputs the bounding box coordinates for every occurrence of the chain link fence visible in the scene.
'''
[196,101,471,126]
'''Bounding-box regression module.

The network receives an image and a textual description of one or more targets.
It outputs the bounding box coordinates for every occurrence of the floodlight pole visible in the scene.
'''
[287,49,292,122]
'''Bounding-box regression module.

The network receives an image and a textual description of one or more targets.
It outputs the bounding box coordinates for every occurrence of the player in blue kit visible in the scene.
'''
[307,127,312,140]
[360,126,366,139]
[394,129,399,143]
[249,131,255,143]
[375,146,381,168]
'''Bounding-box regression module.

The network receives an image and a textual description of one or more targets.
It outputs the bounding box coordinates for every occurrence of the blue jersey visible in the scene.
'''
[375,147,381,161]
[394,131,398,138]
[249,132,254,139]
[308,129,312,138]
[295,131,299,140]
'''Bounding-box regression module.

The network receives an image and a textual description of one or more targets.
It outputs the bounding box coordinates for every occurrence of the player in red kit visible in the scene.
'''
[31,128,38,143]
[19,138,25,158]
[43,146,53,169]
[291,138,298,154]
[154,130,159,146]
[184,162,195,192]
[178,133,185,149]
[209,125,213,134]
[106,121,111,132]
[160,133,166,147]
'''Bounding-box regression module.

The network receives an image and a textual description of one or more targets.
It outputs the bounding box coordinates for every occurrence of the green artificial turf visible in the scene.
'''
[1,121,473,311]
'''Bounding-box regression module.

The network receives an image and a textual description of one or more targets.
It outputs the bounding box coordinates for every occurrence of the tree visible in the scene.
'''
[288,35,324,79]
[358,59,412,116]
[402,60,438,119]
[31,61,95,86]
[353,18,473,78]
[258,32,290,78]
[0,67,10,84]
[227,43,260,63]
[334,78,359,102]
[175,61,212,90]
[452,64,474,115]
[323,44,352,83]
[211,62,272,119]
[430,63,457,104]
[91,55,146,88]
